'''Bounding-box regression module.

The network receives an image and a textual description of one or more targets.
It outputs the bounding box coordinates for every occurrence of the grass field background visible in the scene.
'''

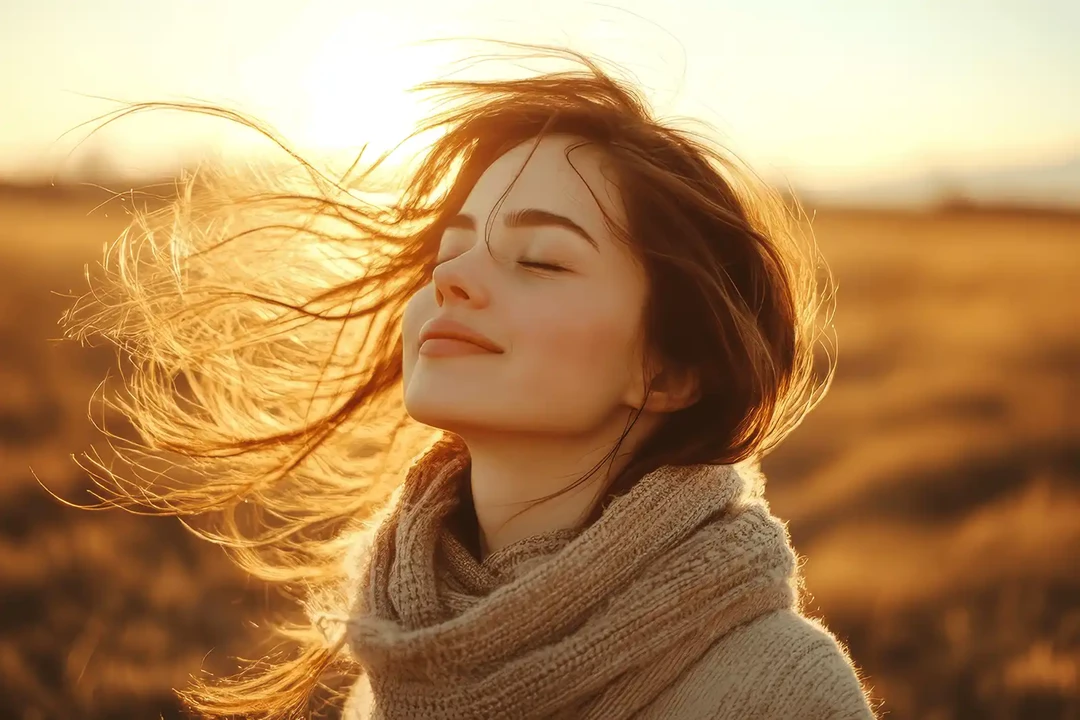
[1,183,1076,719]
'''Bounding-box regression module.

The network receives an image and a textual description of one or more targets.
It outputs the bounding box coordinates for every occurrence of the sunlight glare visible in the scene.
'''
[296,15,446,160]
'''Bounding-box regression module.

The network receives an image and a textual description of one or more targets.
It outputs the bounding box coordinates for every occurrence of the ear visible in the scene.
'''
[629,361,701,414]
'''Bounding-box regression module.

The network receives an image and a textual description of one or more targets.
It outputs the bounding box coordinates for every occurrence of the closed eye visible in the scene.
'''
[518,260,568,273]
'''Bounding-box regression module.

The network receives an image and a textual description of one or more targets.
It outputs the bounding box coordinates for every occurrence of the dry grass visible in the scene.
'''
[764,209,1080,719]
[0,185,1076,718]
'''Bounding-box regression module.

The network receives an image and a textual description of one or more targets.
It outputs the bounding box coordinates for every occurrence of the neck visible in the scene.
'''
[457,412,659,560]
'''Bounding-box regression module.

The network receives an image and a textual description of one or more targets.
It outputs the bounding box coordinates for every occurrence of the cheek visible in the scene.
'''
[524,297,641,391]
[401,287,436,381]
[402,287,433,341]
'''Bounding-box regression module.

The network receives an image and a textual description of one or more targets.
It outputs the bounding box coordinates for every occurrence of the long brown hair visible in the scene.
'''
[58,41,835,719]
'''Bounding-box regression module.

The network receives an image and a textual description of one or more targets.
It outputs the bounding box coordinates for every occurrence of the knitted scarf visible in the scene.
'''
[343,434,799,719]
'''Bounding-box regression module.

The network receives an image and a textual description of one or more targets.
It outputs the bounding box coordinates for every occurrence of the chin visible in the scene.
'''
[404,393,490,434]
[405,400,551,442]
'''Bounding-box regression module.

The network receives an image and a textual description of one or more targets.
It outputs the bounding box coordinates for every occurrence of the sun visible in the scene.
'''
[294,16,455,161]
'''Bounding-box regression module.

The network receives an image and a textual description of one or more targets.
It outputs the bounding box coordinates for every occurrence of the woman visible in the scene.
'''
[64,43,878,719]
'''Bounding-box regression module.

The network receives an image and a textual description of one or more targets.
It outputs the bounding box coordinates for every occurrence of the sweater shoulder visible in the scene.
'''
[645,609,880,719]
[754,609,879,717]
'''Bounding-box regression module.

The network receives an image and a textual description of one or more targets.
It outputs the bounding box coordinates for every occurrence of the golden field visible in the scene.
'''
[0,183,1076,719]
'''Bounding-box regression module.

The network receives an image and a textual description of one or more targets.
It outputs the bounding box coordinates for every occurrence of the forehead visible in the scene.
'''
[461,134,627,240]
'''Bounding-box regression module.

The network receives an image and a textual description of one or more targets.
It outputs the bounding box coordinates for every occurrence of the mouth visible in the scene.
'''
[418,318,505,356]
[419,337,500,357]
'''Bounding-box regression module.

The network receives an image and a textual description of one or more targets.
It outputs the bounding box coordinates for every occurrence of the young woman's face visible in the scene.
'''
[402,134,651,436]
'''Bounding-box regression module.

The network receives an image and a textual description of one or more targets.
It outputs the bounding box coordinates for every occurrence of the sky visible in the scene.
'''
[1,0,1078,194]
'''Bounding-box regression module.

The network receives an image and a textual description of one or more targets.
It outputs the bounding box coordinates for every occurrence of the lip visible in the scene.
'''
[418,317,504,354]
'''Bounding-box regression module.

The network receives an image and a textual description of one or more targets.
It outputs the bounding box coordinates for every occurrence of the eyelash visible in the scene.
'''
[432,257,568,273]
[518,260,568,273]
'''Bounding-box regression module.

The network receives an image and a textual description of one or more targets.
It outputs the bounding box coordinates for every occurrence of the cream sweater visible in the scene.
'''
[343,608,875,719]
[341,556,876,719]
[332,437,877,719]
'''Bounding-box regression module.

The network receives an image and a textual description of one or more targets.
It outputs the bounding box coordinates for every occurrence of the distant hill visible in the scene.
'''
[4,154,1080,214]
[805,155,1080,211]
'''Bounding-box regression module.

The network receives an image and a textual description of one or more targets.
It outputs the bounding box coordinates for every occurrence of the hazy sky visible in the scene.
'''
[2,0,1078,189]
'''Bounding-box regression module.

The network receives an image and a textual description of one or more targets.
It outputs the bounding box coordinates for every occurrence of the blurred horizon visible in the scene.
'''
[2,0,1079,209]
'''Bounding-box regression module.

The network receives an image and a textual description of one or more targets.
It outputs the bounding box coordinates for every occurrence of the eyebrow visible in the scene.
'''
[445,208,599,251]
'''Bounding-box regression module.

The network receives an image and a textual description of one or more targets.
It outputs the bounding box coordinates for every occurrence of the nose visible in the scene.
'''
[432,255,491,309]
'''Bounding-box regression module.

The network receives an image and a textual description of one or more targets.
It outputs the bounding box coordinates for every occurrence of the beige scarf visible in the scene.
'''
[343,434,799,719]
